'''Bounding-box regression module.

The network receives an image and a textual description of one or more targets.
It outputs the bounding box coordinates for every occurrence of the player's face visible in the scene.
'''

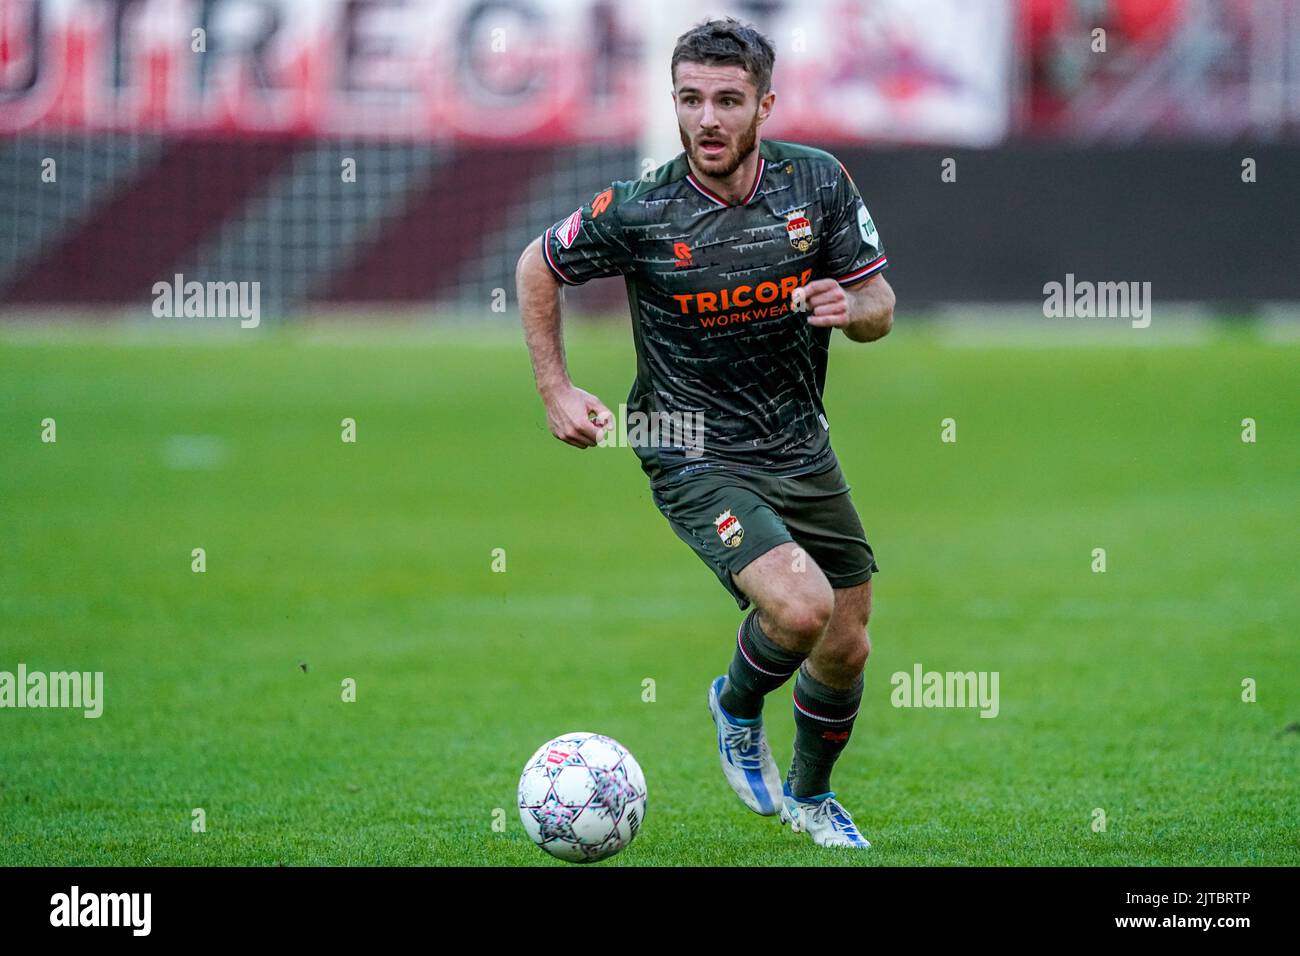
[673,62,773,178]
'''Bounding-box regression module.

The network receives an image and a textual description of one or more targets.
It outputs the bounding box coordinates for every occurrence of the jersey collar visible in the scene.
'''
[685,155,766,208]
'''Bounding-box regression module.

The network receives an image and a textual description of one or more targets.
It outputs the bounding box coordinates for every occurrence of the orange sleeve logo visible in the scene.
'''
[591,188,613,218]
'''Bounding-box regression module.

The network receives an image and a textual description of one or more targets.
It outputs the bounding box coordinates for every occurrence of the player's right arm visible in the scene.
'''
[516,237,613,449]
[517,186,631,450]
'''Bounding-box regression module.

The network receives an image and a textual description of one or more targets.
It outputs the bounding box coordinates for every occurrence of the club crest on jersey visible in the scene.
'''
[714,509,744,549]
[556,209,583,249]
[786,209,814,252]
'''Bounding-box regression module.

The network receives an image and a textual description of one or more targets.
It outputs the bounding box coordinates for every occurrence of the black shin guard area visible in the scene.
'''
[718,609,806,719]
[788,664,864,797]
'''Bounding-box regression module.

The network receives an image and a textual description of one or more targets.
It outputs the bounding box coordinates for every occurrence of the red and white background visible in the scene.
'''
[0,0,1296,311]
[0,0,1013,142]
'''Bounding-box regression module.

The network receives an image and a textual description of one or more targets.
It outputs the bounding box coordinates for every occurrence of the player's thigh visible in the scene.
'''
[830,578,872,631]
[817,579,873,668]
[733,541,835,642]
[778,461,879,592]
[650,477,792,610]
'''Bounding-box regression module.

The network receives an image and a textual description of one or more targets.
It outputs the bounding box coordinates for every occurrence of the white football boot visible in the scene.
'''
[779,783,872,848]
[707,676,783,815]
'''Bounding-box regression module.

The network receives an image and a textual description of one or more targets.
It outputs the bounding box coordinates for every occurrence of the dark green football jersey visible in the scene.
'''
[542,138,888,485]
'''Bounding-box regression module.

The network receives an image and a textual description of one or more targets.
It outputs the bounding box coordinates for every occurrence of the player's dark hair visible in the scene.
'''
[671,17,776,98]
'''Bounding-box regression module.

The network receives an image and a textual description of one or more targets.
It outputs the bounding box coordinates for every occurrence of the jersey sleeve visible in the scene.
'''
[821,161,888,287]
[540,185,632,286]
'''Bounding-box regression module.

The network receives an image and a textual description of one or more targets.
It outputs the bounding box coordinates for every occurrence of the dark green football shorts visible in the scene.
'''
[649,456,878,610]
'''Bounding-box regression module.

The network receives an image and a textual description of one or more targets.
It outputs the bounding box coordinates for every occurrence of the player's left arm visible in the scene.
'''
[801,157,894,342]
[799,274,895,342]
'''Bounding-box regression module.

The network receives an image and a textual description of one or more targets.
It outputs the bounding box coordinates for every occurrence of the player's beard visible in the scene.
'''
[680,107,760,180]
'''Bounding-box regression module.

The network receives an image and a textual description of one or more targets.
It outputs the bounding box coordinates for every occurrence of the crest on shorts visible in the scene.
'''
[714,509,744,549]
[786,208,813,252]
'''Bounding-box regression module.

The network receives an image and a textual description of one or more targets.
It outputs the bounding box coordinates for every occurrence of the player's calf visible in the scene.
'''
[788,664,864,798]
[787,580,872,798]
[720,543,835,719]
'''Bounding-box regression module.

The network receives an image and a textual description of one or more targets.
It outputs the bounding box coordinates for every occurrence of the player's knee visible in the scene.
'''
[770,589,833,649]
[843,631,870,673]
[818,628,869,683]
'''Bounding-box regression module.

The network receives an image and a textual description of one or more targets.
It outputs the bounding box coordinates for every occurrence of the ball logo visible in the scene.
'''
[786,208,813,252]
[556,209,583,249]
[714,509,744,548]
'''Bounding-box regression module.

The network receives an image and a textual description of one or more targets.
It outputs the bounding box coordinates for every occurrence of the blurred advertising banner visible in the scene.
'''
[0,0,1013,144]
[1023,0,1300,143]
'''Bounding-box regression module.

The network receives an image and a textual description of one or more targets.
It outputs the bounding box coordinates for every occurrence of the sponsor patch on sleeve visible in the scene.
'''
[857,203,877,245]
[556,209,583,249]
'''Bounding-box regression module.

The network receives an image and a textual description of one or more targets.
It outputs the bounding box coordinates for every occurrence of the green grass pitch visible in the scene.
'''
[1,319,1296,866]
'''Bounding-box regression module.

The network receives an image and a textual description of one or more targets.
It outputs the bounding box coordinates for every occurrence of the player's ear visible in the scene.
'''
[758,89,775,124]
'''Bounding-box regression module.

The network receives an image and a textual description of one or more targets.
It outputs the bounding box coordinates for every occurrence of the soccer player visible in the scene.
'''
[516,17,894,848]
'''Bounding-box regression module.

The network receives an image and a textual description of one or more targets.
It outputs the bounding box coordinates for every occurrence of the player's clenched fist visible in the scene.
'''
[793,278,850,328]
[542,384,613,449]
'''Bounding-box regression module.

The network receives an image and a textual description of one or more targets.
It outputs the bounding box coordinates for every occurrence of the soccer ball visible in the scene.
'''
[517,731,647,863]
